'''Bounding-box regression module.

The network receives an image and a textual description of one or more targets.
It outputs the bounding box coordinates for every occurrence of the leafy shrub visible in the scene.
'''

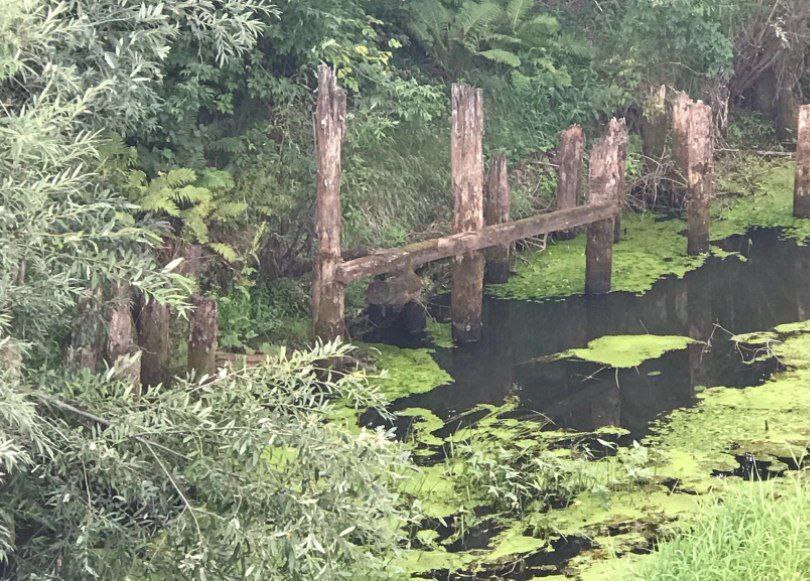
[1,342,413,579]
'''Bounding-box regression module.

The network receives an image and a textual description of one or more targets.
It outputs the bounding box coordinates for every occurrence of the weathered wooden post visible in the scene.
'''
[794,104,810,218]
[188,297,218,378]
[312,65,347,341]
[642,85,668,168]
[555,125,585,239]
[137,299,170,387]
[611,118,628,242]
[106,283,141,386]
[484,153,511,283]
[67,286,105,371]
[585,130,620,295]
[671,92,692,204]
[450,84,485,343]
[685,101,713,255]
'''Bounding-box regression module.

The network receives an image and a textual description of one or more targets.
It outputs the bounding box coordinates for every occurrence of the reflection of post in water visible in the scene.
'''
[686,268,713,392]
[799,248,810,321]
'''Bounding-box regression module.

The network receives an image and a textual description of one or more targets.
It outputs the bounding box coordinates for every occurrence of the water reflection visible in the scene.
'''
[366,229,810,439]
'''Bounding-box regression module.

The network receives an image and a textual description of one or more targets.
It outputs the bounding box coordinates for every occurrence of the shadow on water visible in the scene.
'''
[364,228,810,439]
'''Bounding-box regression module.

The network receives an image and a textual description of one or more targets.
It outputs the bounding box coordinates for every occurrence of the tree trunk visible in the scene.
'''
[555,125,585,239]
[312,65,347,342]
[188,297,218,379]
[450,84,485,344]
[484,153,511,283]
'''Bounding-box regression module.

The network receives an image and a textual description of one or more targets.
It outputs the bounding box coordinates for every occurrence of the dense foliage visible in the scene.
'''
[1,0,808,578]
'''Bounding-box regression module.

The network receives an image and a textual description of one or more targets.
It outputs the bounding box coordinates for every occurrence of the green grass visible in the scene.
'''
[631,475,809,581]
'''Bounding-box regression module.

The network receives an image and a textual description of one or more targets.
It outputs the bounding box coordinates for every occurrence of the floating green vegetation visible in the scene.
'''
[366,343,452,400]
[425,318,454,349]
[713,160,810,242]
[489,214,715,301]
[554,334,695,369]
[393,320,810,578]
[491,159,808,302]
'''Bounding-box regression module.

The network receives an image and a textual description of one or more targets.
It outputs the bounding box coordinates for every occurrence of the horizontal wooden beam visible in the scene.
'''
[335,202,617,283]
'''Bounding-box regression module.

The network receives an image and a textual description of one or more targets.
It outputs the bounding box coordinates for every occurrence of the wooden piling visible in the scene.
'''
[610,118,628,242]
[450,84,485,343]
[105,283,141,387]
[137,299,170,387]
[585,131,621,295]
[794,105,810,218]
[642,85,668,167]
[188,296,218,379]
[484,153,511,283]
[312,65,347,342]
[671,92,692,203]
[67,286,105,372]
[555,125,585,240]
[685,101,713,255]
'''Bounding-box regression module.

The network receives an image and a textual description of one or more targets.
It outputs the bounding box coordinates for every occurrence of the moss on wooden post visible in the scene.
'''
[794,105,810,218]
[450,84,485,343]
[484,153,511,283]
[312,65,347,342]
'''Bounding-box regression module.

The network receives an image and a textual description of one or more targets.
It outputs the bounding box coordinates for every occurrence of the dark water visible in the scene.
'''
[366,228,810,440]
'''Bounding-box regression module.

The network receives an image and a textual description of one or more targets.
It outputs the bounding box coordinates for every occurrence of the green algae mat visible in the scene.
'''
[490,160,808,302]
[554,335,695,368]
[382,320,809,578]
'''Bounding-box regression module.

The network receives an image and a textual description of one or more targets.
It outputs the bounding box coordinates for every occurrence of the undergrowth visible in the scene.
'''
[632,474,809,580]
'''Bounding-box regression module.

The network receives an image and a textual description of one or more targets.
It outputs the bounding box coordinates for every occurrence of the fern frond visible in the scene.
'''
[479,48,521,68]
[456,0,499,40]
[208,242,238,262]
[171,185,212,206]
[198,168,234,191]
[506,0,532,31]
[184,213,209,244]
[162,168,197,188]
[140,191,181,217]
[212,201,248,220]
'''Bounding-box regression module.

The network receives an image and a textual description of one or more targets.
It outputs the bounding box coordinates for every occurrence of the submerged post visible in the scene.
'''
[685,101,713,255]
[484,153,511,283]
[450,84,485,343]
[555,125,585,239]
[794,105,810,218]
[611,118,628,242]
[585,130,620,295]
[312,65,347,341]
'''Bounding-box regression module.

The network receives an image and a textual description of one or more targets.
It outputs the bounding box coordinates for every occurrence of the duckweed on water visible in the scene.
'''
[392,321,809,578]
[365,343,452,400]
[491,161,808,302]
[554,334,695,369]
